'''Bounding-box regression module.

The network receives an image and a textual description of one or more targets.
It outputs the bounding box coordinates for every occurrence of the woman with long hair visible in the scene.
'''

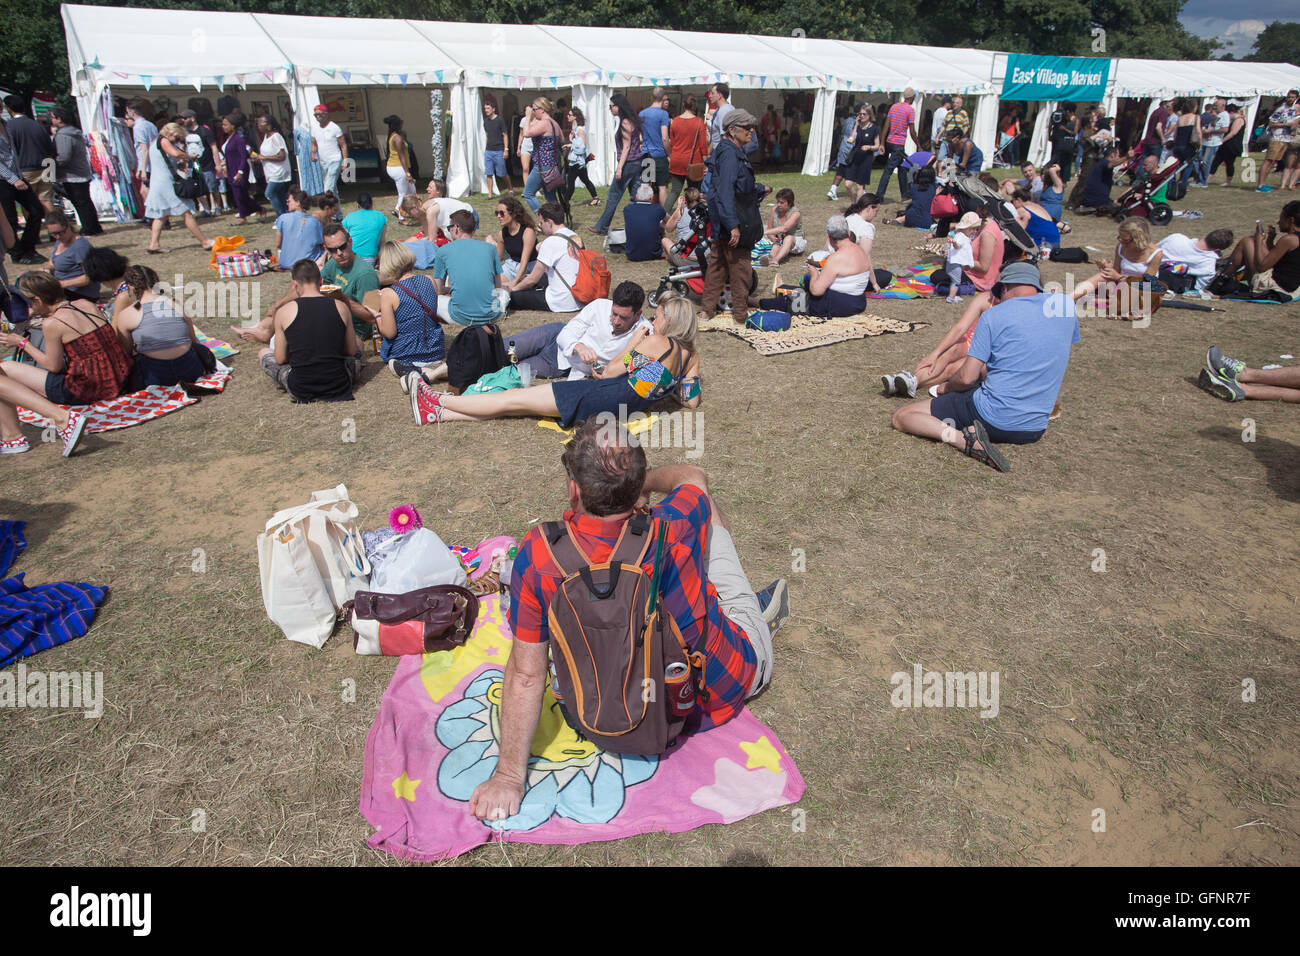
[1211,103,1246,187]
[0,271,134,456]
[111,265,210,386]
[383,114,415,217]
[592,94,642,235]
[489,195,543,290]
[666,94,709,210]
[563,106,600,208]
[221,111,263,225]
[520,96,564,215]
[408,292,701,427]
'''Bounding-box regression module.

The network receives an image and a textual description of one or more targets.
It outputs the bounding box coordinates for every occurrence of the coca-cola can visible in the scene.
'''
[665,662,695,718]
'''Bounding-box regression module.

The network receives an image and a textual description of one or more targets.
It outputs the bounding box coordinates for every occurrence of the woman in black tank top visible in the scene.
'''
[1224,200,1300,298]
[282,295,354,401]
[490,196,541,291]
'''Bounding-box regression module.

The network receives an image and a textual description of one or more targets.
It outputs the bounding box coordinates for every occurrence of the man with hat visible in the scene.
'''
[890,261,1080,472]
[701,108,770,323]
[309,105,348,198]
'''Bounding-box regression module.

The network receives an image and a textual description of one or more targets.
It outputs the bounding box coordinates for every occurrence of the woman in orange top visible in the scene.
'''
[666,94,710,211]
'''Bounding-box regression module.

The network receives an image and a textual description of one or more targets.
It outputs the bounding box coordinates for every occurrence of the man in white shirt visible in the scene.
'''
[1194,98,1229,187]
[508,281,653,380]
[1157,229,1233,292]
[421,178,476,238]
[309,105,348,196]
[508,203,583,312]
[932,95,951,157]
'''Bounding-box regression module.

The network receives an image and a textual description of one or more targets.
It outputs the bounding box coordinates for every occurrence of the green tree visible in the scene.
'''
[1247,21,1300,67]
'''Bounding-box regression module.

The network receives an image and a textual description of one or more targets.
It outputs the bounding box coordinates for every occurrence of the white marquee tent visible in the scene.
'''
[61,3,1300,202]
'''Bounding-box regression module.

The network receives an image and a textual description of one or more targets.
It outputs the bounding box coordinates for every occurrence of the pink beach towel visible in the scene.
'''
[360,595,804,861]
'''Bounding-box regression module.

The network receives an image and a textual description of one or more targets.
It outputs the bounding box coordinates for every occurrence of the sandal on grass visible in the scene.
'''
[587,198,602,206]
[962,420,1011,472]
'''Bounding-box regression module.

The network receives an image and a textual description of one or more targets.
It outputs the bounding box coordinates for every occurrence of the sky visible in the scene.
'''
[1180,0,1293,58]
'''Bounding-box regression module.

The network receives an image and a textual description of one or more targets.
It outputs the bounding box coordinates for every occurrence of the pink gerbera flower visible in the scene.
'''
[389,505,422,534]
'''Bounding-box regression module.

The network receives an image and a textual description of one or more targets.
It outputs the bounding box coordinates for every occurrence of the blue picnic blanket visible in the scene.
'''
[0,521,108,669]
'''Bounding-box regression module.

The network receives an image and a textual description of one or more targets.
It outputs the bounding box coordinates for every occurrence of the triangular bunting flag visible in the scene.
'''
[400,74,408,86]
[87,57,102,71]
[166,76,179,85]
[141,75,152,91]
[263,69,274,81]
[215,77,225,92]
[435,69,443,84]
[550,76,558,88]
[237,74,246,88]
[323,68,335,78]
[760,76,766,87]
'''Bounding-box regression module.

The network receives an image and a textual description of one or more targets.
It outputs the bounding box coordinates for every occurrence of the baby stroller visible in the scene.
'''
[648,232,758,311]
[1111,156,1185,226]
[945,174,1038,257]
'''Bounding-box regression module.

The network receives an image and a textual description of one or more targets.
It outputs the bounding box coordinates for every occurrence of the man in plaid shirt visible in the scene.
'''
[469,418,789,822]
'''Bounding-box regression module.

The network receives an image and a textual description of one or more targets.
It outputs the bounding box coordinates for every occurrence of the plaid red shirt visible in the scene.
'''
[508,484,756,731]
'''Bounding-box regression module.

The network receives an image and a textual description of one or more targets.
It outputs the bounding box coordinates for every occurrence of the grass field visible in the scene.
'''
[0,158,1296,866]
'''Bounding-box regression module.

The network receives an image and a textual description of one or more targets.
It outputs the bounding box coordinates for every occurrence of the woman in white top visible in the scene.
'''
[757,215,871,317]
[1104,217,1164,278]
[252,114,292,216]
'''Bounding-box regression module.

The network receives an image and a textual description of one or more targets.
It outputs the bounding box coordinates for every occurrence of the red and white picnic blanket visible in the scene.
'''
[18,370,230,433]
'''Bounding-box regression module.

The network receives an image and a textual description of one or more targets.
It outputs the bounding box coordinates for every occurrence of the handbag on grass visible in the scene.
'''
[344,585,479,655]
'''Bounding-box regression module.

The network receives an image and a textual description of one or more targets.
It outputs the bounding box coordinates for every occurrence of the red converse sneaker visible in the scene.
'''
[0,436,30,454]
[410,382,443,426]
[57,410,87,458]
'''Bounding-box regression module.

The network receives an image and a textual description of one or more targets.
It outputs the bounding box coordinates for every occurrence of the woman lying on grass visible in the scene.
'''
[409,292,700,426]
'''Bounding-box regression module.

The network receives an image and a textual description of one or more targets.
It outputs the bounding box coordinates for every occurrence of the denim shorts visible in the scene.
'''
[201,169,219,193]
[929,389,1045,445]
[484,150,507,177]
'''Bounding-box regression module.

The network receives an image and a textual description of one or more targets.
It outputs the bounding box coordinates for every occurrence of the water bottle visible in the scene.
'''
[498,546,518,617]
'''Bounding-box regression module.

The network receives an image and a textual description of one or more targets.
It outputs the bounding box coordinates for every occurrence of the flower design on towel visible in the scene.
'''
[435,669,658,831]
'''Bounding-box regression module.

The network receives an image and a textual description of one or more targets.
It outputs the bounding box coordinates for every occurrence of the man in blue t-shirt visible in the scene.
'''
[891,261,1080,472]
[431,209,506,325]
[623,184,667,262]
[639,87,671,206]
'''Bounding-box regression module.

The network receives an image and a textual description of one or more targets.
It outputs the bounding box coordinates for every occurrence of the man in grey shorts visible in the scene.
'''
[467,417,788,822]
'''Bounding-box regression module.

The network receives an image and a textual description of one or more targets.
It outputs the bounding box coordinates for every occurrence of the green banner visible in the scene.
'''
[1002,54,1111,102]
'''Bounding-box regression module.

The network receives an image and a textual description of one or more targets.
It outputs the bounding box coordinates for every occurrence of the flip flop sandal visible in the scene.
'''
[588,199,602,206]
[146,248,167,254]
[962,420,1011,472]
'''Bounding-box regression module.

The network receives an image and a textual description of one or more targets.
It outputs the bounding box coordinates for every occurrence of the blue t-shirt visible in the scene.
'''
[342,208,388,260]
[432,237,502,325]
[624,202,666,261]
[639,106,670,158]
[275,211,324,271]
[967,293,1081,432]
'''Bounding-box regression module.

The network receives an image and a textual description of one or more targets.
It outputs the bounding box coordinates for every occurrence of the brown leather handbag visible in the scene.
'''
[344,585,479,655]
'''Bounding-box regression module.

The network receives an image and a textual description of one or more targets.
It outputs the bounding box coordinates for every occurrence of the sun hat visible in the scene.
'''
[955,211,982,230]
[724,108,758,130]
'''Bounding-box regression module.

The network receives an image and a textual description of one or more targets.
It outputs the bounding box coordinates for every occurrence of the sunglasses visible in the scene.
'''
[495,210,508,217]
[324,244,349,255]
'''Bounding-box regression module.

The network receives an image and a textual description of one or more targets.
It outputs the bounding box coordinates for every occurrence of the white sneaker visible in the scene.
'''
[898,371,918,398]
[881,374,896,396]
[928,384,941,398]
[826,188,837,200]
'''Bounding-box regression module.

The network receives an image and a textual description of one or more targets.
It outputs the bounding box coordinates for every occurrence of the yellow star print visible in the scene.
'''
[392,771,421,801]
[739,735,783,773]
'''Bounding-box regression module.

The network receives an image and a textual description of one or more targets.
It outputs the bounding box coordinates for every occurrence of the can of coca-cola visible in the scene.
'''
[665,662,695,718]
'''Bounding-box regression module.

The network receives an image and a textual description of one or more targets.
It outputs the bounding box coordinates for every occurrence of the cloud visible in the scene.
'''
[1182,17,1269,56]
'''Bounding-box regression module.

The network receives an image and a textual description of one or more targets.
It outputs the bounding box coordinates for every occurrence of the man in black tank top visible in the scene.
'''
[259,259,361,402]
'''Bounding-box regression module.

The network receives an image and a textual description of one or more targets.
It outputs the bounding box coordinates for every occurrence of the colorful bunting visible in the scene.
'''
[141,75,152,90]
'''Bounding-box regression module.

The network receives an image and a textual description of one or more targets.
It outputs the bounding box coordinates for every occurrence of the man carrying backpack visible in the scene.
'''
[468,419,789,823]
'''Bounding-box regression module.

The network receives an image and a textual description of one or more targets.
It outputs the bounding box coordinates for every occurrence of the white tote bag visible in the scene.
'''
[258,484,371,648]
